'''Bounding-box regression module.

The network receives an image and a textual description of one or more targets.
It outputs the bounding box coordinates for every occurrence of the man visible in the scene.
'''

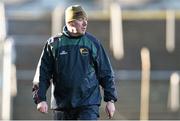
[32,5,117,120]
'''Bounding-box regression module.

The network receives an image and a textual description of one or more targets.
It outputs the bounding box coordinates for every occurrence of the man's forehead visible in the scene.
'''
[76,17,88,21]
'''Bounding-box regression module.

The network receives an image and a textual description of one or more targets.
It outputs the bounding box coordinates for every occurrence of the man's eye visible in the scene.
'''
[78,18,87,21]
[79,18,83,21]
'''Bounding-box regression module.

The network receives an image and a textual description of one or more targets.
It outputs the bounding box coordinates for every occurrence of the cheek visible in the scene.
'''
[73,24,79,30]
[77,23,82,28]
[75,24,82,31]
[74,22,83,27]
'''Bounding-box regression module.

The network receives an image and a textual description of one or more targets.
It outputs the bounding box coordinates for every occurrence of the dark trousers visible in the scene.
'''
[53,105,99,120]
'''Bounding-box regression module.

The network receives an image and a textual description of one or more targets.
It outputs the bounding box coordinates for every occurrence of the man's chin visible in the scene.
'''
[82,30,86,34]
[79,32,85,35]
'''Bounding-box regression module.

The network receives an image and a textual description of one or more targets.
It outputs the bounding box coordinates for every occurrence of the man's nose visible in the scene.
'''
[83,20,87,26]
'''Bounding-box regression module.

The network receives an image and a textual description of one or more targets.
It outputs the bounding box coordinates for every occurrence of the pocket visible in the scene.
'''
[80,78,98,98]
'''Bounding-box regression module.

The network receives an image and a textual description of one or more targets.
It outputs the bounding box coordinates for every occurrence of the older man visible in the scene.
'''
[32,5,117,120]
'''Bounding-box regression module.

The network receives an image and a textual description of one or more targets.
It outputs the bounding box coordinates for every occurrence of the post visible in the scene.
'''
[166,10,175,53]
[110,2,124,60]
[168,72,179,112]
[51,5,63,36]
[140,47,151,120]
[0,41,3,119]
[0,2,7,41]
[2,39,13,120]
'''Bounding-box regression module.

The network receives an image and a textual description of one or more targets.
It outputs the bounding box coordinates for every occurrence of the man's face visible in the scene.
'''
[70,17,88,36]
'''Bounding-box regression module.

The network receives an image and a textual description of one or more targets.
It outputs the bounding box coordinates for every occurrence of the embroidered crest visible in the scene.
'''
[80,48,89,56]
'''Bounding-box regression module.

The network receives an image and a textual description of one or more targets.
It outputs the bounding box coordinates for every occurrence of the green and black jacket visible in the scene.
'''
[32,26,117,110]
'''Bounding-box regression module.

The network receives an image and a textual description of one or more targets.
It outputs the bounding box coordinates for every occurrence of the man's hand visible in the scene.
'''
[105,101,115,119]
[37,101,48,113]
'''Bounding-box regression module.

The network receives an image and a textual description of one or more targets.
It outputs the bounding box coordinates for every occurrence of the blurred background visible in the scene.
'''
[1,0,180,120]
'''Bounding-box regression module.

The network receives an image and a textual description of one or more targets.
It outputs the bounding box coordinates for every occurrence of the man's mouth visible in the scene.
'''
[82,28,86,31]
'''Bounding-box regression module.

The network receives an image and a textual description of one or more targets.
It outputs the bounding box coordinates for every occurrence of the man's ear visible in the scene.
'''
[68,21,74,26]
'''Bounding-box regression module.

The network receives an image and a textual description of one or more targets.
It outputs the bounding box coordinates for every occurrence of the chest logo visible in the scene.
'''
[80,48,89,56]
[59,50,68,55]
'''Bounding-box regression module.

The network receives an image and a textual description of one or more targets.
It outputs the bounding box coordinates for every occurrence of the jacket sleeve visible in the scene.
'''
[32,41,54,104]
[95,43,118,102]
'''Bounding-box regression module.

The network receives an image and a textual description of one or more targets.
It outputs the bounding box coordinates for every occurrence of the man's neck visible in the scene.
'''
[69,32,83,37]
